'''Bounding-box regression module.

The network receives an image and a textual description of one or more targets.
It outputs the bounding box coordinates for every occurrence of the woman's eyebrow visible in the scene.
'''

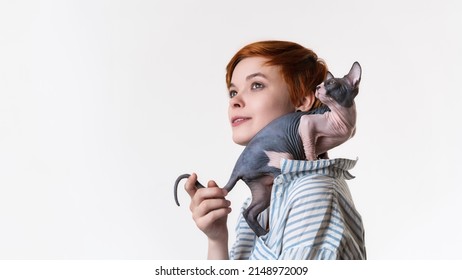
[229,72,268,89]
[246,72,268,81]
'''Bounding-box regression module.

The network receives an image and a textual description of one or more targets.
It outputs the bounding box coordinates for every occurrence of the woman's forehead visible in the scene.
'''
[231,57,279,82]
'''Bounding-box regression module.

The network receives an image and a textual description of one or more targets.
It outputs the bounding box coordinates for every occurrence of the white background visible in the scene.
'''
[0,0,461,259]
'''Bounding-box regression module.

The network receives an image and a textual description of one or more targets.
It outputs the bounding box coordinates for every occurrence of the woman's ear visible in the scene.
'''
[296,94,315,112]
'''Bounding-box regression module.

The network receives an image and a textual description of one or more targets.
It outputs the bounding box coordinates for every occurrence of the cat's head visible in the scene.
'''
[316,62,362,108]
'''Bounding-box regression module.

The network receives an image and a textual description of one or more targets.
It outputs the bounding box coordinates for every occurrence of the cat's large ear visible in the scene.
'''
[346,62,361,88]
[326,71,334,81]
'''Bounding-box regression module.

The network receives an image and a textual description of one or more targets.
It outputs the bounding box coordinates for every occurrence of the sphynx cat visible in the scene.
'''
[174,62,362,237]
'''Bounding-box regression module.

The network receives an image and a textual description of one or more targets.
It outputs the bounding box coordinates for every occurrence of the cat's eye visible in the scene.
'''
[327,79,336,86]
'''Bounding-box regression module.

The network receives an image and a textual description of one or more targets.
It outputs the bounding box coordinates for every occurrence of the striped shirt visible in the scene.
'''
[229,158,366,260]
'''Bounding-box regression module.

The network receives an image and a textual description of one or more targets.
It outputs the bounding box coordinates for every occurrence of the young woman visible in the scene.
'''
[184,41,366,260]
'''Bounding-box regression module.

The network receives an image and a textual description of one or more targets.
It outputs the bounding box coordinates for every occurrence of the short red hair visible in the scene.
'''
[226,41,327,108]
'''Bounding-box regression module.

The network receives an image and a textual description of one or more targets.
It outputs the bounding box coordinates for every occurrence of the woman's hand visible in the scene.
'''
[185,173,231,242]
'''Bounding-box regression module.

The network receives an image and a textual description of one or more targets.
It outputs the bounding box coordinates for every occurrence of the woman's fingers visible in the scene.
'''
[187,177,227,208]
[184,173,199,199]
[195,206,232,230]
[192,197,231,220]
[184,175,231,239]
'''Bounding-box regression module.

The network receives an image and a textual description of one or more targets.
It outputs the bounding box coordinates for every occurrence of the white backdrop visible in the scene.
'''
[1,0,461,259]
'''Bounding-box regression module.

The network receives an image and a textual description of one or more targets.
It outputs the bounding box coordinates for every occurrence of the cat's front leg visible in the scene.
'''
[298,115,318,160]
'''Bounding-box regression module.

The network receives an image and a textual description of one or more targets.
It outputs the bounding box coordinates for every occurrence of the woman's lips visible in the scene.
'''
[231,116,251,127]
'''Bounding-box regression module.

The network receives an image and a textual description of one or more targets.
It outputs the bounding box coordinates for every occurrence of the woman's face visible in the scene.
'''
[228,57,296,145]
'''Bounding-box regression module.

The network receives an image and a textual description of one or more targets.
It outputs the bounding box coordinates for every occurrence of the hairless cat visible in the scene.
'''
[174,62,362,237]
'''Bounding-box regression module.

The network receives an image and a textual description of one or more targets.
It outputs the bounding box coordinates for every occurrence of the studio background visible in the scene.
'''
[1,0,460,259]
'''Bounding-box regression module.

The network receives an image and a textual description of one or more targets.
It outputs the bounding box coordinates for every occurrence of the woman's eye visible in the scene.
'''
[229,90,237,98]
[251,82,264,90]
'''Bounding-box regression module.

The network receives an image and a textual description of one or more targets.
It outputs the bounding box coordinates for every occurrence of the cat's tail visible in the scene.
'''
[173,174,205,206]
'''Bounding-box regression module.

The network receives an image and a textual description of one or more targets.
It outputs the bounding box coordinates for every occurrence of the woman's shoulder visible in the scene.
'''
[283,174,335,206]
[276,158,357,206]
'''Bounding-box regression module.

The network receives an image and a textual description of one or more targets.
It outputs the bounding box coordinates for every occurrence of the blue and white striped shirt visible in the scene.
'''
[230,158,366,260]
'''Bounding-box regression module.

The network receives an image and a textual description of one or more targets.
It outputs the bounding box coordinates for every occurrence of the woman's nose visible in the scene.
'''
[230,93,244,108]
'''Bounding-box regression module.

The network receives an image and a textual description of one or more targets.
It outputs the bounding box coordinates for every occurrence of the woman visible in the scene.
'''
[185,41,366,260]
